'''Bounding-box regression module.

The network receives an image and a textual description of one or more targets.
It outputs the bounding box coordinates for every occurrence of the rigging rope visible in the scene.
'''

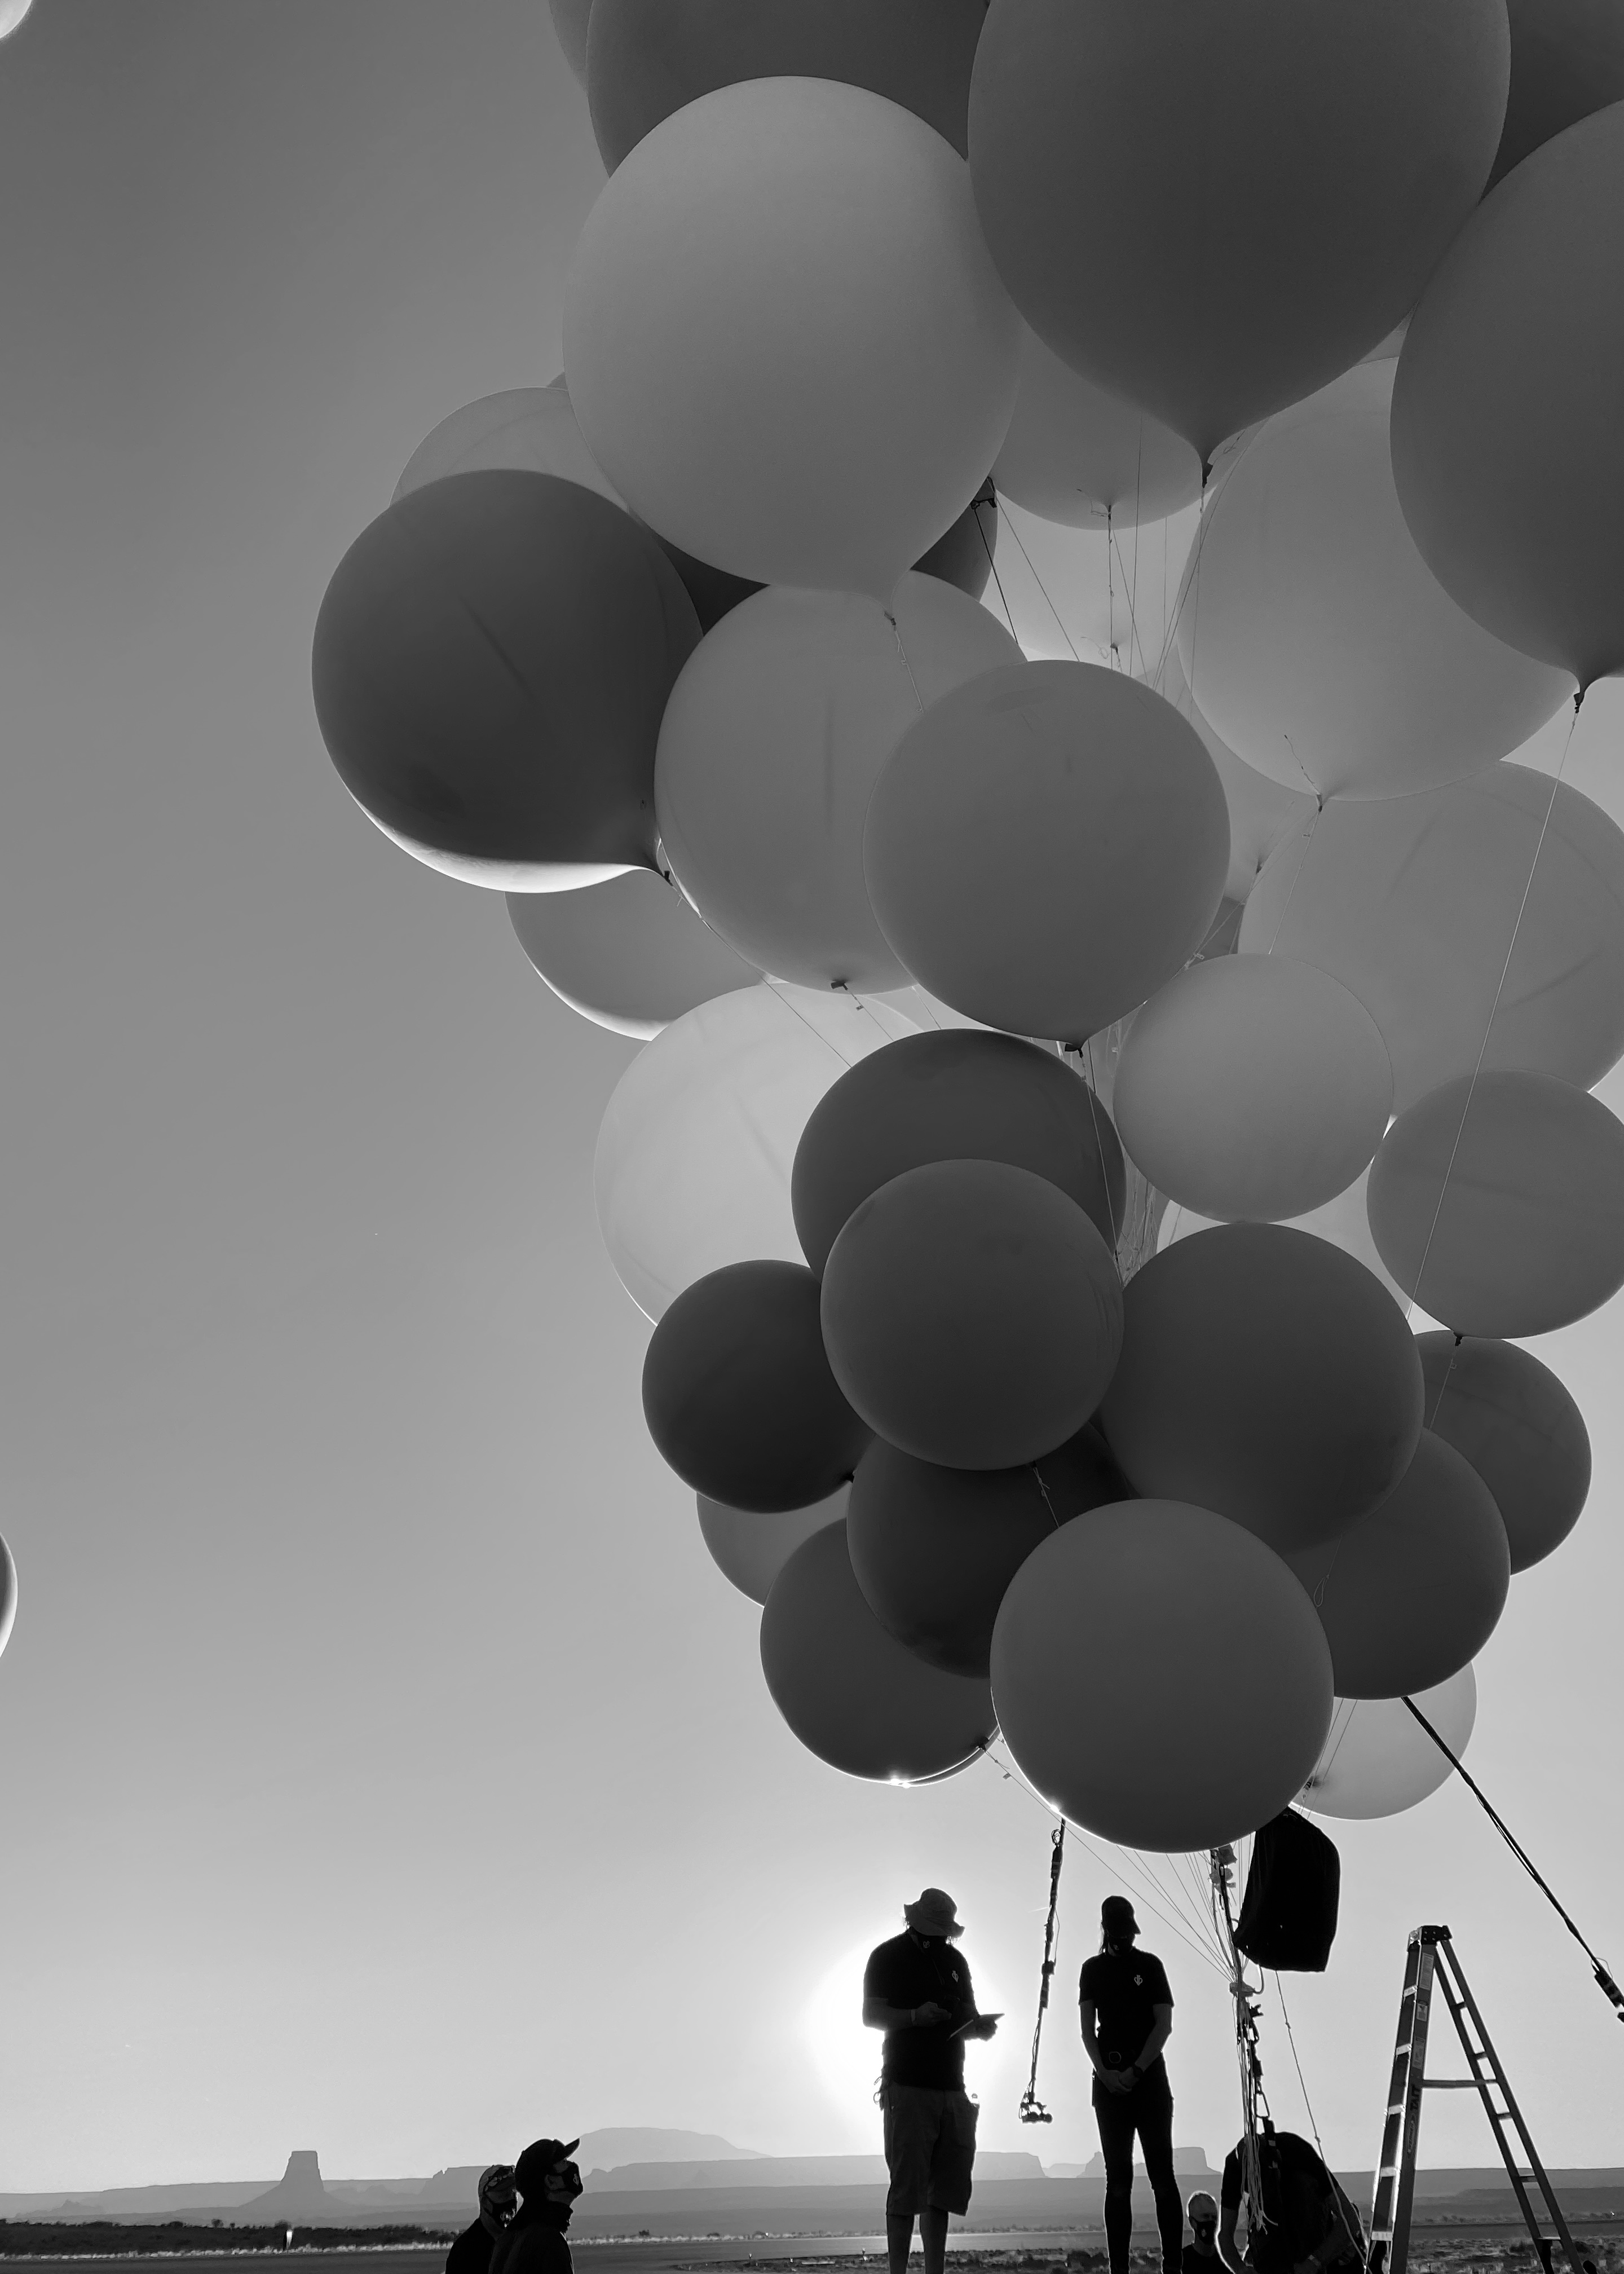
[1018,1824,1066,2123]
[1403,1695,1624,2025]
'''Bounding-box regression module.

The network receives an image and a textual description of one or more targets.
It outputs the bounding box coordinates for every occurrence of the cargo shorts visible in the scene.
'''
[881,2082,979,2216]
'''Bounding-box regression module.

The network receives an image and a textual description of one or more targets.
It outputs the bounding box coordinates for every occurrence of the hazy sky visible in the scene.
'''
[0,0,1619,2194]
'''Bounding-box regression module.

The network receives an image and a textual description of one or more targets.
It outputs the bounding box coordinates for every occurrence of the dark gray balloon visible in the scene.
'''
[643,1261,872,1512]
[1416,1332,1590,1573]
[312,471,700,885]
[1392,104,1624,686]
[587,0,990,171]
[1286,1432,1510,1698]
[793,1029,1124,1275]
[760,1519,998,1782]
[1100,1224,1424,1554]
[846,1425,1129,1677]
[821,1159,1124,1470]
[913,479,999,602]
[865,661,1230,1043]
[969,0,1509,462]
[1488,0,1624,188]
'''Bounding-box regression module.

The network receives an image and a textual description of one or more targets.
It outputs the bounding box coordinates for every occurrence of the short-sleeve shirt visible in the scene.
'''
[864,1931,976,2088]
[1078,1947,1173,2073]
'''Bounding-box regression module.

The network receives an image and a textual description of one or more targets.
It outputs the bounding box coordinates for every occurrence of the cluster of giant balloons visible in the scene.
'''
[311,0,1624,1856]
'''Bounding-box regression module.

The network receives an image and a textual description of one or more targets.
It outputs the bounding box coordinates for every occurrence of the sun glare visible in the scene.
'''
[805,1937,888,2119]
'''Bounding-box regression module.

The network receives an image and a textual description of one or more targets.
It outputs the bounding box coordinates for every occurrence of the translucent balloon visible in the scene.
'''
[1238,763,1624,1115]
[761,1522,997,1782]
[968,0,1509,463]
[1158,650,1313,906]
[696,1487,848,1606]
[1298,1668,1477,1822]
[594,982,918,1320]
[586,0,988,170]
[847,1427,1128,1677]
[655,577,1019,992]
[1114,955,1392,1223]
[643,1262,872,1511]
[1392,105,1624,686]
[1160,1167,1406,1310]
[791,1030,1124,1276]
[1286,1433,1510,1699]
[991,1502,1334,1852]
[311,473,699,890]
[865,661,1230,1041]
[1489,1,1624,188]
[508,872,758,1040]
[1416,1333,1590,1573]
[565,78,1021,598]
[1178,364,1571,799]
[822,1161,1124,1470]
[994,324,1201,528]
[393,385,625,508]
[1366,1070,1624,1337]
[1101,1225,1424,1555]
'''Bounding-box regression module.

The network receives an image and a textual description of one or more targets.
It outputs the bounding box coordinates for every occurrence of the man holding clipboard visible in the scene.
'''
[863,1888,1000,2274]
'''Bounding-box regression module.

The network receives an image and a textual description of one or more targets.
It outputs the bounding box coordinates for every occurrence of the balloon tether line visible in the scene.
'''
[1406,698,1581,1317]
[1402,1693,1624,2026]
[968,499,1019,642]
[1273,1970,1327,2167]
[999,513,1083,663]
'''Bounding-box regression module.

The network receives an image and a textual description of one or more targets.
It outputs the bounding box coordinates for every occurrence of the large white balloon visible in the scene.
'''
[564,77,1021,597]
[508,871,758,1039]
[1160,1166,1405,1308]
[1114,955,1392,1223]
[1298,1667,1477,1821]
[1159,650,1313,906]
[394,382,624,508]
[594,982,918,1319]
[696,1488,848,1606]
[1238,763,1624,1114]
[993,324,1202,529]
[656,576,1020,991]
[0,1,35,37]
[1176,363,1572,799]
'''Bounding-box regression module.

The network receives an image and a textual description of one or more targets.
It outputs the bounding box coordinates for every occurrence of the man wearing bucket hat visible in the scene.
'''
[1079,1896,1181,2274]
[863,1888,1000,2274]
[488,2139,582,2274]
[445,2166,517,2274]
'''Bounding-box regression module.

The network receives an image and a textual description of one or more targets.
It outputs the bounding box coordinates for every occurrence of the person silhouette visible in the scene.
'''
[447,2167,517,2274]
[863,1888,1000,2274]
[1079,1896,1182,2274]
[488,2140,582,2274]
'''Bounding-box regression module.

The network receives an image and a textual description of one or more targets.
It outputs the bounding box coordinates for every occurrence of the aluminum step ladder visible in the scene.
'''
[1369,1925,1587,2274]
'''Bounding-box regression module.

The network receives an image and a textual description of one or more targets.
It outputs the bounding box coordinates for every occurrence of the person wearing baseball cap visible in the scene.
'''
[487,2139,582,2274]
[1079,1896,1181,2274]
[862,1888,1000,2274]
[445,2167,517,2274]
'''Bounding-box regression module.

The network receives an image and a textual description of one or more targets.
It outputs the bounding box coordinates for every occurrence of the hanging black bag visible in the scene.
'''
[1234,1809,1340,1971]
